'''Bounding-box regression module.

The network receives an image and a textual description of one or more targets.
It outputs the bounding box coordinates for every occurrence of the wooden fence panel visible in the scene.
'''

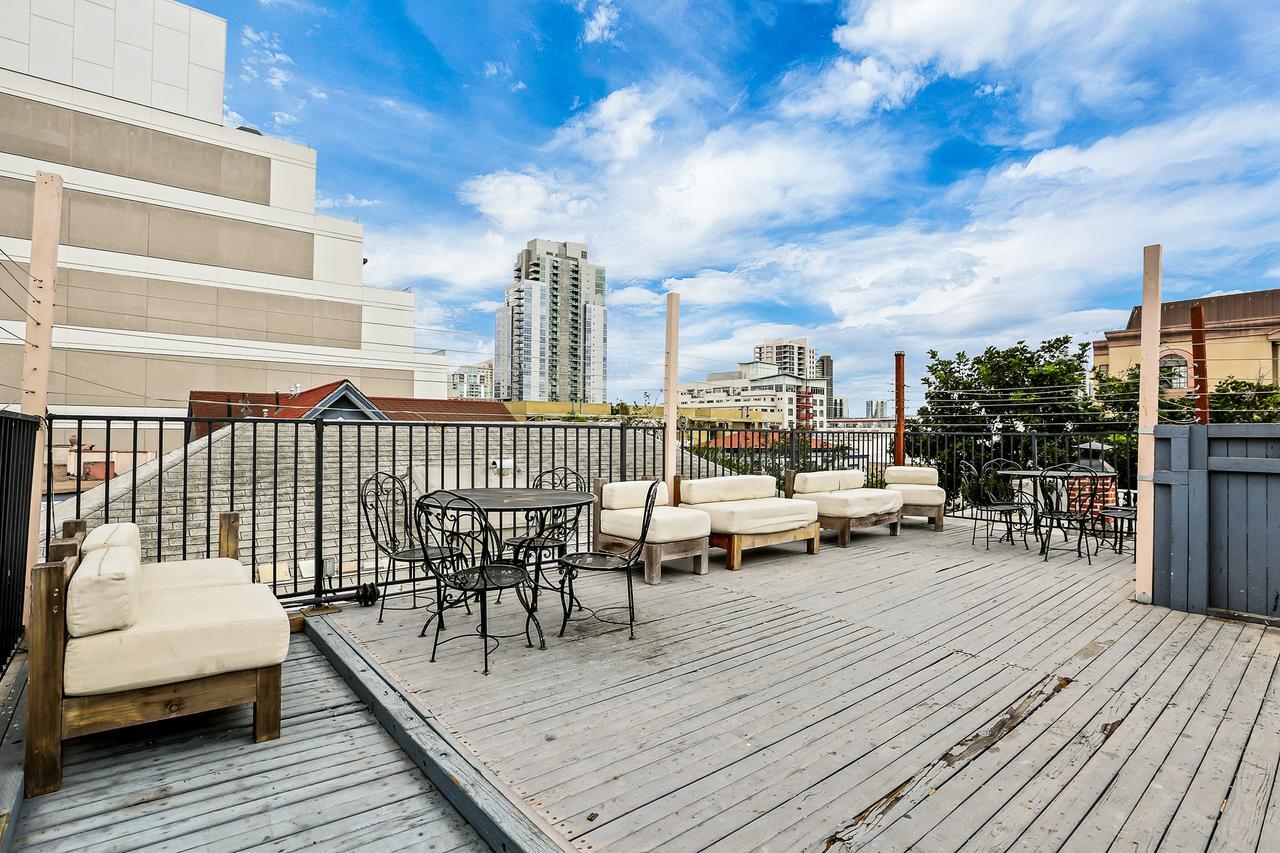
[1154,424,1280,621]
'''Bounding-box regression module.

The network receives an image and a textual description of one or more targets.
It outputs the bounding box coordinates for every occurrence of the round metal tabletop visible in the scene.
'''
[449,487,595,511]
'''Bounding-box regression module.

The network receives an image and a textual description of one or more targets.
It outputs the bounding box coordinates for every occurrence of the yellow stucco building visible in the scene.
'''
[1093,289,1280,390]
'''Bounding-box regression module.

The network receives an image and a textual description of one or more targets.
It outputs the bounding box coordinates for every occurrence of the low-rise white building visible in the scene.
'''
[448,360,494,400]
[677,360,828,429]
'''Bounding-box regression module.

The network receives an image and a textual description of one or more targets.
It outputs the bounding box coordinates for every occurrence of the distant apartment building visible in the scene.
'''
[677,360,828,429]
[494,239,606,404]
[866,400,888,419]
[1093,288,1280,389]
[0,0,445,415]
[830,397,847,419]
[448,360,493,400]
[815,352,845,419]
[755,338,816,380]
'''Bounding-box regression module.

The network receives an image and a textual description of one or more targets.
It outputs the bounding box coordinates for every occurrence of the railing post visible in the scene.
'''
[1030,430,1039,466]
[313,419,325,607]
[619,422,628,481]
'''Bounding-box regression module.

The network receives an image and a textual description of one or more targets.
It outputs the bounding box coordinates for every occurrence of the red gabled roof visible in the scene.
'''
[700,431,835,450]
[369,397,515,422]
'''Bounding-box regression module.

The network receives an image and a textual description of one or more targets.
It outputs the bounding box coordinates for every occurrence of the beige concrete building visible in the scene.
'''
[0,0,445,417]
[1093,288,1280,390]
[754,338,816,380]
[677,360,828,429]
[448,360,493,400]
[495,239,607,404]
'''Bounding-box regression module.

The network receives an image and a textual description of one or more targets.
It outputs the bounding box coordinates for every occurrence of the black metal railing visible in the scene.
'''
[42,415,1136,605]
[1,411,39,677]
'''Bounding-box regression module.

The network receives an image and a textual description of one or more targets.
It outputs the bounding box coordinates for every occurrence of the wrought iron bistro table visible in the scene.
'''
[996,468,1121,543]
[448,488,596,610]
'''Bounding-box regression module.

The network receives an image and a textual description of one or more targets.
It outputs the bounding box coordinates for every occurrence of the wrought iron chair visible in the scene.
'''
[414,490,543,675]
[360,472,429,624]
[960,459,1033,550]
[1096,501,1137,561]
[556,480,660,640]
[502,467,588,610]
[1036,463,1101,563]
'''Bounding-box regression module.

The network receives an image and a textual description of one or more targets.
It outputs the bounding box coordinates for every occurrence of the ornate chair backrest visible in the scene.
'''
[413,490,505,587]
[360,472,414,559]
[619,481,662,564]
[982,458,1022,505]
[1037,463,1099,517]
[532,466,587,491]
[958,461,983,509]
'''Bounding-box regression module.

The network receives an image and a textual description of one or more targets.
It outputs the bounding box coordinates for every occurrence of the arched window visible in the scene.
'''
[1159,353,1188,389]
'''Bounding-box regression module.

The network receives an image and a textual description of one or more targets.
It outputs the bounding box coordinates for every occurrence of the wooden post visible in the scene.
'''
[1190,304,1209,426]
[218,512,240,560]
[894,351,906,466]
[22,171,63,622]
[1135,245,1162,604]
[663,293,679,494]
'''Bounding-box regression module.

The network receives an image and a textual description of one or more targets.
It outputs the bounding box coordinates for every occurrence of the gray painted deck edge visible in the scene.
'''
[0,659,27,853]
[305,615,567,853]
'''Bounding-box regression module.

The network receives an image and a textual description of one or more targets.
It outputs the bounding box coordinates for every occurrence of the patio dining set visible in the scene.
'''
[959,459,1138,563]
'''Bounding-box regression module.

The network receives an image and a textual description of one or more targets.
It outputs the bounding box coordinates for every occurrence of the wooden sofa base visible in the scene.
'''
[901,503,945,531]
[598,534,710,585]
[710,522,821,571]
[25,513,282,798]
[819,510,902,548]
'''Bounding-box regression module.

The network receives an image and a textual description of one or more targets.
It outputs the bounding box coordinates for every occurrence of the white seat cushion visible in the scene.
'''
[67,546,141,638]
[600,506,711,544]
[64,583,290,696]
[141,557,253,591]
[884,466,939,486]
[81,522,142,558]
[796,488,903,518]
[687,497,817,535]
[793,470,866,493]
[680,475,776,505]
[887,483,947,506]
[601,480,669,509]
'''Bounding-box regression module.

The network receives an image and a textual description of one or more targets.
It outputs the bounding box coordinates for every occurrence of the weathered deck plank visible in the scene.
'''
[13,636,488,853]
[329,522,1280,852]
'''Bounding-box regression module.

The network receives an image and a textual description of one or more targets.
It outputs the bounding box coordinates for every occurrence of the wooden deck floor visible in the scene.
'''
[330,520,1280,852]
[14,635,488,853]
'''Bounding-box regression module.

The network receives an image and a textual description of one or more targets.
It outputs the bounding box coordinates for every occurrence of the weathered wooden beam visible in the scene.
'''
[1134,244,1162,605]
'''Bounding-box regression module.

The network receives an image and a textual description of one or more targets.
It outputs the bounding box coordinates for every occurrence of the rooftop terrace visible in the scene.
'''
[19,517,1274,851]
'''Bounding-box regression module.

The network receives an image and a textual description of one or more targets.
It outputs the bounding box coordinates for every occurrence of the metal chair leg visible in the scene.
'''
[479,590,490,676]
[558,571,575,638]
[626,563,636,640]
[516,583,545,650]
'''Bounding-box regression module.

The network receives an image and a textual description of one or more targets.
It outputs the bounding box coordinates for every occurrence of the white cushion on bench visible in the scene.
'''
[66,546,141,638]
[142,557,253,591]
[794,470,866,493]
[601,506,711,544]
[887,483,947,506]
[81,522,141,558]
[885,466,939,486]
[795,488,903,518]
[679,475,776,505]
[601,480,668,509]
[64,583,289,696]
[687,497,817,535]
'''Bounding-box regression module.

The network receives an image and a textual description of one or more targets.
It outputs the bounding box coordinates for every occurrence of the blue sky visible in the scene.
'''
[202,0,1280,408]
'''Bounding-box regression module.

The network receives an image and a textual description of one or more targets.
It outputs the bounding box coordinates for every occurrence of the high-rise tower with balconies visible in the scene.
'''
[494,240,606,404]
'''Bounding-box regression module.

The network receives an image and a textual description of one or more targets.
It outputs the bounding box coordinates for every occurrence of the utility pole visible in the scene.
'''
[663,293,679,491]
[894,351,906,466]
[1190,304,1209,426]
[23,171,63,618]
[1134,244,1162,605]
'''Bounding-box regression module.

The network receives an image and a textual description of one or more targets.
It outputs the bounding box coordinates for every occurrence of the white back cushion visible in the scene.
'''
[884,466,939,486]
[680,475,776,505]
[792,471,844,494]
[601,480,669,510]
[81,522,142,558]
[840,469,867,490]
[67,546,142,637]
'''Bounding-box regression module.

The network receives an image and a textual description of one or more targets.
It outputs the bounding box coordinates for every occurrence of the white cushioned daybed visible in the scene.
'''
[784,469,903,546]
[884,465,947,531]
[594,479,711,584]
[25,516,289,797]
[673,474,819,570]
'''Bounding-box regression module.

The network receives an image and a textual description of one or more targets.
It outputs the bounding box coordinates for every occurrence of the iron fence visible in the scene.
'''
[42,415,1137,605]
[0,411,39,677]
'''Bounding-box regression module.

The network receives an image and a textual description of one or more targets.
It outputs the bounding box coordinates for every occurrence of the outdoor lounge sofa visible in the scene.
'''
[594,478,711,584]
[25,515,289,797]
[884,465,947,531]
[783,469,903,546]
[672,474,820,570]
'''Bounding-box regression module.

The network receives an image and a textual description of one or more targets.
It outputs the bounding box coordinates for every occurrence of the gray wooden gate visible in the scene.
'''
[1153,424,1280,619]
